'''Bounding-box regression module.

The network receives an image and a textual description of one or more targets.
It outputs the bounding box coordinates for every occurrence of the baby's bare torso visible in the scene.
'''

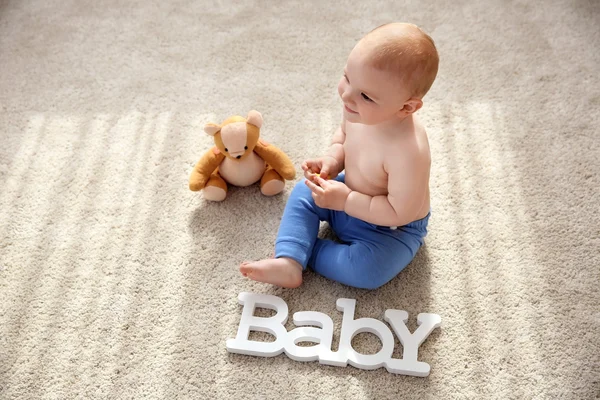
[343,115,431,222]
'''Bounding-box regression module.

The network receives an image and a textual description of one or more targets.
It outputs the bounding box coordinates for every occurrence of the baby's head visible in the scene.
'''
[338,23,439,125]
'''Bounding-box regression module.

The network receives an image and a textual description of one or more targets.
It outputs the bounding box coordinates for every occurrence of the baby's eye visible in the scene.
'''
[361,93,373,102]
[344,74,349,82]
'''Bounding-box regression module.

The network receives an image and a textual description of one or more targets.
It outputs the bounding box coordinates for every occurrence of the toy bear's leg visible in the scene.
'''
[203,169,228,201]
[260,165,285,196]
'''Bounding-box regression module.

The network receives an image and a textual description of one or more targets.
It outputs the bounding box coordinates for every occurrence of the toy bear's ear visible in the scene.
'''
[204,123,221,136]
[247,110,263,129]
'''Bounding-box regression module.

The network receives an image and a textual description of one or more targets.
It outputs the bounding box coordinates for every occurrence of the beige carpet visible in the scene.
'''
[1,0,599,398]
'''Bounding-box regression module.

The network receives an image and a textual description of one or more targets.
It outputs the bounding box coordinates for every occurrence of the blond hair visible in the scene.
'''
[363,23,439,99]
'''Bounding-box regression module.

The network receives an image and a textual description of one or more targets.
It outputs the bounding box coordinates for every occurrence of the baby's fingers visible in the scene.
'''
[306,160,322,172]
[314,176,329,187]
[305,179,323,193]
[303,169,316,180]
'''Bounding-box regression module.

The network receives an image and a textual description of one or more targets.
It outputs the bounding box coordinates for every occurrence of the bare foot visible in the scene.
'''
[240,258,303,288]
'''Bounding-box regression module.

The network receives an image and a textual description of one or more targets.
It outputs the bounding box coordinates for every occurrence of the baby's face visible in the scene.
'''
[337,43,411,125]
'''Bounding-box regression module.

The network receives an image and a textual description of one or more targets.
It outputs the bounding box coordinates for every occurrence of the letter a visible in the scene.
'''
[284,311,335,362]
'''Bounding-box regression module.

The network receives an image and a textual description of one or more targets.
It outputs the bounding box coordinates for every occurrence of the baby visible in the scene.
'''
[240,23,439,289]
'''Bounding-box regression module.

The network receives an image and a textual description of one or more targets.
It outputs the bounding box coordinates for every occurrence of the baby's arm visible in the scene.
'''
[325,123,346,171]
[304,122,346,180]
[344,152,428,226]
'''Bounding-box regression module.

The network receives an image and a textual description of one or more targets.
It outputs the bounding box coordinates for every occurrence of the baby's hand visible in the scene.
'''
[301,156,340,182]
[305,175,351,211]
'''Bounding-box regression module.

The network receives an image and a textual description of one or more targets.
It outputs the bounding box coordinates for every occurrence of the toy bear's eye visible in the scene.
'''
[225,148,228,152]
[244,146,248,150]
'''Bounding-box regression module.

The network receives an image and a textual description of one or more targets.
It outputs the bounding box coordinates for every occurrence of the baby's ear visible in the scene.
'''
[405,98,423,114]
[204,123,221,136]
[247,110,263,128]
[397,98,423,117]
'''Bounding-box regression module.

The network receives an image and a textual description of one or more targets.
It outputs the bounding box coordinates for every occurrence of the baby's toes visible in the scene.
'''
[239,262,253,276]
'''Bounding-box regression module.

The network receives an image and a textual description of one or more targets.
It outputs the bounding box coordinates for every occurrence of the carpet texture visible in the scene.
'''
[1,0,599,398]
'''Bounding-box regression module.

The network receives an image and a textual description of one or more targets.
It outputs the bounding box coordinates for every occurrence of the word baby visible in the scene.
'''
[226,292,441,377]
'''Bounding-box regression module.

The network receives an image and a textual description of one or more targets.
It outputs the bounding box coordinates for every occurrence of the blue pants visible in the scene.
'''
[274,174,430,289]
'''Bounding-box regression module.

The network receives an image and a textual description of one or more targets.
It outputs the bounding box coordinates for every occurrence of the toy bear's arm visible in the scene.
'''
[253,140,296,180]
[189,147,226,191]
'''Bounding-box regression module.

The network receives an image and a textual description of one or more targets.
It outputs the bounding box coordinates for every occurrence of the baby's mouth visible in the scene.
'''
[344,104,358,114]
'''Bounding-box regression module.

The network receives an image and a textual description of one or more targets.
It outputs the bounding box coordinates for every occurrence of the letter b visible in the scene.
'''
[226,292,288,357]
[321,298,394,370]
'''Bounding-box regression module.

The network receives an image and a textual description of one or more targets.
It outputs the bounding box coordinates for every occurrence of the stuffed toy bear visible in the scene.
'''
[189,110,296,201]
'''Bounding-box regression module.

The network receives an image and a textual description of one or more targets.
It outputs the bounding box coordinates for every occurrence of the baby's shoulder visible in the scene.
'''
[406,114,428,136]
[387,119,430,162]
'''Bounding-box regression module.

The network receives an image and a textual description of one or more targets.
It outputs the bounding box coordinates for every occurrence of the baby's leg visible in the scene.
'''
[240,180,331,287]
[309,219,426,289]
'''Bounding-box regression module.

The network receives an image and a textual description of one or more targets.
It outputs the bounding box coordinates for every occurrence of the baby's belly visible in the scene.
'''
[344,163,388,197]
[345,162,431,221]
[220,153,266,187]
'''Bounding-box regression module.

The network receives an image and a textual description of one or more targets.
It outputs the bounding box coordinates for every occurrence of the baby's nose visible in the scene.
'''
[341,90,351,101]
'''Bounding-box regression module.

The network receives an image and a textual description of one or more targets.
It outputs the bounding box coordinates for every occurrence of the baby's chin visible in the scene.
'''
[343,108,361,122]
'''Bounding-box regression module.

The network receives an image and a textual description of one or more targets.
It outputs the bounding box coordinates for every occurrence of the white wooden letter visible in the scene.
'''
[226,292,289,357]
[320,298,395,370]
[384,310,442,377]
[284,311,335,362]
